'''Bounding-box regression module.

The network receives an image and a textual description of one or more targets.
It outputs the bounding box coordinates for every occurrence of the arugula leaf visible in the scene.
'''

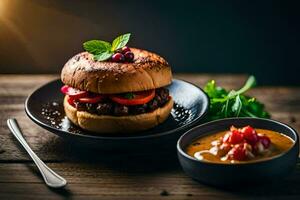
[204,80,227,99]
[111,33,131,51]
[235,75,256,95]
[204,76,270,121]
[232,95,242,116]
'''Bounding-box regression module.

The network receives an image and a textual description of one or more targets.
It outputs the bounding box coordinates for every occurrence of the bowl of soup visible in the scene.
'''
[177,118,299,187]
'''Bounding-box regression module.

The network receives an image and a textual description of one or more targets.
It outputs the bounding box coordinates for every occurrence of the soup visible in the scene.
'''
[185,125,294,163]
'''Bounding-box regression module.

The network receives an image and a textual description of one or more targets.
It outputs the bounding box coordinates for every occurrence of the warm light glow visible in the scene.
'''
[0,0,44,69]
[0,0,7,18]
[0,1,2,16]
[0,0,11,18]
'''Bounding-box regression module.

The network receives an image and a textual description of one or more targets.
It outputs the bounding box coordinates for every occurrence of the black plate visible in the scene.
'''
[25,79,209,150]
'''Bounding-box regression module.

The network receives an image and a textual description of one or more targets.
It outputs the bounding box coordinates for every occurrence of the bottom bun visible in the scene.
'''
[63,96,174,134]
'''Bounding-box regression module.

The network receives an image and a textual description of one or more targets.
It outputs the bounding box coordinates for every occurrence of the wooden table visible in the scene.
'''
[0,74,299,200]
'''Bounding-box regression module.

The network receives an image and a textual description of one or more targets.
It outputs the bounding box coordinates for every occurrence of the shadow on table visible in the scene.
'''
[70,146,180,173]
[190,163,300,197]
[38,136,181,174]
[224,169,300,197]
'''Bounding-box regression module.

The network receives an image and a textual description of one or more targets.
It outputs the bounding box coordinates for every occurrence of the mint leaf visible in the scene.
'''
[111,33,131,51]
[83,33,132,62]
[83,40,111,55]
[123,93,135,99]
[93,51,113,61]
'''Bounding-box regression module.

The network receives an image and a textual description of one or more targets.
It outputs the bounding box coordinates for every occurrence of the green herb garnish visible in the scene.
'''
[83,33,131,61]
[204,76,270,121]
[123,93,135,99]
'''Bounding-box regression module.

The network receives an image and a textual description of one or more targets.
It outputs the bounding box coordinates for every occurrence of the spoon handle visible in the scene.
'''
[7,118,67,188]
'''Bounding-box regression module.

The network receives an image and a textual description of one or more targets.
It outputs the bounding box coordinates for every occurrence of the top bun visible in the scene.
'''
[61,48,172,94]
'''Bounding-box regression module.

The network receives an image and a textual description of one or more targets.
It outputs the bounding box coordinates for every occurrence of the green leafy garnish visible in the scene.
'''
[111,33,131,51]
[204,76,270,121]
[93,52,113,61]
[83,40,111,55]
[123,93,135,99]
[83,33,131,61]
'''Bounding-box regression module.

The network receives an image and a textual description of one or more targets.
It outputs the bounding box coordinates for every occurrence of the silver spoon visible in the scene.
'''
[7,118,67,188]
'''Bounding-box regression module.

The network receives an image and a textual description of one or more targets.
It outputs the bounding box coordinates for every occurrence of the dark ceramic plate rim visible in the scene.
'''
[177,117,299,165]
[25,78,209,140]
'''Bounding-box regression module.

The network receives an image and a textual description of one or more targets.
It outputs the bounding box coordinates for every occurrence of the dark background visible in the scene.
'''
[0,0,299,85]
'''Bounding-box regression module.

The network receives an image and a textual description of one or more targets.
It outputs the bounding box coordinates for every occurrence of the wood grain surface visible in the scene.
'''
[0,74,299,200]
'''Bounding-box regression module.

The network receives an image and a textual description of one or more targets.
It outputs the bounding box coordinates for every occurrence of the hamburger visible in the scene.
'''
[60,34,173,133]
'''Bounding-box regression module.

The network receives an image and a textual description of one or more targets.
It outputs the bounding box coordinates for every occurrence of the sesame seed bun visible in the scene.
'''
[61,48,172,94]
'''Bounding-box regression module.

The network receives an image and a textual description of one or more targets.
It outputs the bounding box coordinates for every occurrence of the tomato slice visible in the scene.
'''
[223,130,244,144]
[61,85,88,99]
[78,95,104,104]
[61,85,69,94]
[110,90,155,105]
[241,125,258,145]
[228,143,247,161]
[66,95,75,107]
